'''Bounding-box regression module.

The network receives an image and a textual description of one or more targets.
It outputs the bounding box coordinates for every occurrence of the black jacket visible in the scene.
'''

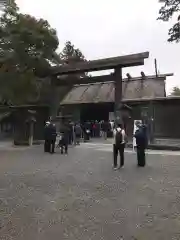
[135,126,148,149]
[44,124,57,141]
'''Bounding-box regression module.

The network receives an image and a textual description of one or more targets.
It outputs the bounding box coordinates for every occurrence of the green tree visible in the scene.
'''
[158,0,180,42]
[0,0,59,104]
[60,41,86,64]
[60,41,87,78]
[171,86,180,96]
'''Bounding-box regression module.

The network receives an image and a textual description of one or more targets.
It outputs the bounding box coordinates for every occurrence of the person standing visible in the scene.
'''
[59,123,69,154]
[96,121,100,138]
[110,120,115,137]
[84,121,90,142]
[92,121,96,138]
[44,121,50,152]
[68,121,73,145]
[101,120,107,140]
[113,123,126,170]
[48,122,57,154]
[74,123,82,145]
[134,124,148,167]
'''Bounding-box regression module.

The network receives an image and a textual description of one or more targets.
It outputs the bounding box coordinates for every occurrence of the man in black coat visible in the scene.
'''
[44,121,50,152]
[74,123,82,145]
[45,122,57,154]
[134,124,148,167]
[59,123,69,154]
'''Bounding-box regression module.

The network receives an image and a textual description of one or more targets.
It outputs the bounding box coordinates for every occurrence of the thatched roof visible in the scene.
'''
[60,75,166,105]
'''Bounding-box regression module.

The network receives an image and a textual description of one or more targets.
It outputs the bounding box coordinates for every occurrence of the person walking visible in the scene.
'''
[113,123,126,170]
[134,124,148,167]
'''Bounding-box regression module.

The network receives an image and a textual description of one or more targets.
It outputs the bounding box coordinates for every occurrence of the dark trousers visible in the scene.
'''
[137,146,146,167]
[113,144,125,167]
[60,143,68,154]
[75,134,81,145]
[44,140,50,152]
[50,140,55,154]
[69,133,73,145]
[59,138,68,154]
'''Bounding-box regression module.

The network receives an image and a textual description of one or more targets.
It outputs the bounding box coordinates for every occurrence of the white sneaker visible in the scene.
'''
[113,167,118,170]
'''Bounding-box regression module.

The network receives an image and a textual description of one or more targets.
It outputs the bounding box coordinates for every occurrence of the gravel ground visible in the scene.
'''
[0,144,180,240]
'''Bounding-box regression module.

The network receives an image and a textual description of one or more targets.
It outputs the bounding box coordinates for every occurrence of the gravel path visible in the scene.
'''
[0,145,180,240]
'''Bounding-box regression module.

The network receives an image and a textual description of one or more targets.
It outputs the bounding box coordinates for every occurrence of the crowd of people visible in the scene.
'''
[61,120,115,144]
[44,119,148,168]
[80,120,114,139]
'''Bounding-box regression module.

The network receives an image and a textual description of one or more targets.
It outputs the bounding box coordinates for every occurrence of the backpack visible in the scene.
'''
[115,129,123,145]
[75,125,81,135]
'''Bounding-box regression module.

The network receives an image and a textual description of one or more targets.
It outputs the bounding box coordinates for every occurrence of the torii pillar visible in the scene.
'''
[114,67,123,125]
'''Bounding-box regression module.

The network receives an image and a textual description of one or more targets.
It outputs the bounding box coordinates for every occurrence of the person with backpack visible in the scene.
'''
[113,123,126,170]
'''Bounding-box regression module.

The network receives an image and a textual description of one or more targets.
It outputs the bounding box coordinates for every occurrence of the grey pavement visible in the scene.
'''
[0,143,180,239]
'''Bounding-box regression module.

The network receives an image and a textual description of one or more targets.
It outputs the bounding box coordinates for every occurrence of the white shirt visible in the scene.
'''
[113,127,126,144]
[110,121,114,129]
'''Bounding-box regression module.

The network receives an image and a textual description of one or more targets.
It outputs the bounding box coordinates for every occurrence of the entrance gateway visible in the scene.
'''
[51,52,149,125]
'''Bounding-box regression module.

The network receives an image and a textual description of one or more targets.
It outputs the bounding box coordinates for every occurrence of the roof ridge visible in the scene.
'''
[74,76,166,87]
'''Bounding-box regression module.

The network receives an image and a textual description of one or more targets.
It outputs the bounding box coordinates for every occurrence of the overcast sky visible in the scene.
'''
[16,0,180,94]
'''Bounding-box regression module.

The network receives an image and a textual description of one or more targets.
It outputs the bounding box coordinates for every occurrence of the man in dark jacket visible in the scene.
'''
[44,121,50,152]
[134,124,148,167]
[74,123,82,145]
[59,123,69,154]
[48,123,57,154]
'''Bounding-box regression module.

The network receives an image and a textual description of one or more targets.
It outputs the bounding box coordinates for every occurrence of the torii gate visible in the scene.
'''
[51,52,149,124]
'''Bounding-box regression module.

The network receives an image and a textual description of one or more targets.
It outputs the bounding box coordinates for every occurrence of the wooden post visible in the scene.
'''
[50,77,72,122]
[114,67,123,125]
[154,59,158,78]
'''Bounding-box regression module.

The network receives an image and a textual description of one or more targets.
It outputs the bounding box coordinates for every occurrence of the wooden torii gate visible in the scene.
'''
[51,52,149,124]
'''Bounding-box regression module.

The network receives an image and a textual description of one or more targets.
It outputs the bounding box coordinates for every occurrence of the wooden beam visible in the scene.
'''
[52,52,149,76]
[56,75,113,86]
